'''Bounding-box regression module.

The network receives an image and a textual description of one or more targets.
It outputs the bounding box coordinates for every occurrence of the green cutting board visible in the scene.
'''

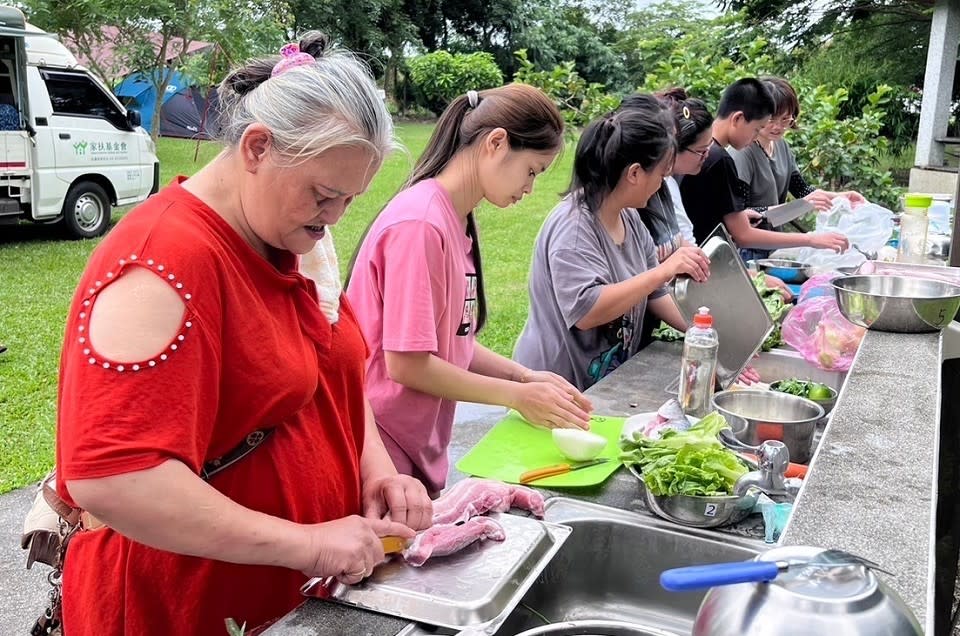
[455,412,626,487]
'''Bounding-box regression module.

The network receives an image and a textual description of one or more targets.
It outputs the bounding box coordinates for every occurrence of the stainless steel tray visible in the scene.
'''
[302,512,571,633]
[671,224,774,388]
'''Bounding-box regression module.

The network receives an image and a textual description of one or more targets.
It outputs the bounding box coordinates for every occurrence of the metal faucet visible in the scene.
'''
[718,429,801,500]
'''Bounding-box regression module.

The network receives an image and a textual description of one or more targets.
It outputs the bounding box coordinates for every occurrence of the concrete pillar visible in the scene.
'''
[915,0,960,168]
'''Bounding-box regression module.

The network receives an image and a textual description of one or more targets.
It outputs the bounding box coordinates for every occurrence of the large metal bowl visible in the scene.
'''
[712,390,824,463]
[768,380,839,416]
[832,274,960,333]
[756,259,809,284]
[627,465,759,529]
[693,545,923,636]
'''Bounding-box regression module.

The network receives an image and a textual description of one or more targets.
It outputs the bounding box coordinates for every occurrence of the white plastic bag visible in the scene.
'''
[793,197,894,273]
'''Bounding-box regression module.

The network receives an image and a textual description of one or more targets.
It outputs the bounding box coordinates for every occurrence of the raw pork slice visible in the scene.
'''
[509,484,545,518]
[403,517,506,567]
[431,478,545,524]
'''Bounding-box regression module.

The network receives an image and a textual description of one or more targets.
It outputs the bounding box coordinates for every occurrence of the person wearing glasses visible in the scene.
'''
[616,91,701,261]
[729,76,866,260]
[645,89,713,256]
[678,78,849,257]
[627,89,792,326]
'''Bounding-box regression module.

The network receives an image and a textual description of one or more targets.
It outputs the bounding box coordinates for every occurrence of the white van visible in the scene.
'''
[0,7,158,238]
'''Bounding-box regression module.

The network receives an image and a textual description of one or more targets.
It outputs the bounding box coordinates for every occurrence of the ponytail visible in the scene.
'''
[348,84,563,334]
[568,104,675,213]
[405,94,474,187]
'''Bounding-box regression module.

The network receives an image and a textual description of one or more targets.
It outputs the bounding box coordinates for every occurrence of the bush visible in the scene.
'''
[407,51,504,115]
[512,49,620,131]
[788,83,902,210]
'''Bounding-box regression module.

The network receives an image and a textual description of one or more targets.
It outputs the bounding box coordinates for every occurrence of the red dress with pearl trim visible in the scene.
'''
[55,178,367,635]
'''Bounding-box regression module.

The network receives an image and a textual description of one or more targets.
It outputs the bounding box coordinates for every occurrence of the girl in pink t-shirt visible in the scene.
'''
[347,84,593,494]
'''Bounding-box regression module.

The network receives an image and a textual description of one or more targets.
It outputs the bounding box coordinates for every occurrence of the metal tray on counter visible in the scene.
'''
[302,512,571,634]
[671,224,774,389]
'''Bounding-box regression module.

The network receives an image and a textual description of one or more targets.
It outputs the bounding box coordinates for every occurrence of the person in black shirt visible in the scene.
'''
[679,78,848,254]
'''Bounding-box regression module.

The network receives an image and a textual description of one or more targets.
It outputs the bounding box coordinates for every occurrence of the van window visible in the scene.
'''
[42,71,127,130]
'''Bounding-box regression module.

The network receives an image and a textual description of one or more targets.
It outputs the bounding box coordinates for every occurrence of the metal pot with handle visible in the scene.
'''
[661,545,922,636]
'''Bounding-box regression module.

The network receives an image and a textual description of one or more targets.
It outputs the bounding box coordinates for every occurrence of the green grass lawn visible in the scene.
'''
[0,123,575,493]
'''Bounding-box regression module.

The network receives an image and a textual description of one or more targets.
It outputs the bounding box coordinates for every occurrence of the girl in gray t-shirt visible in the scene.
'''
[513,102,711,391]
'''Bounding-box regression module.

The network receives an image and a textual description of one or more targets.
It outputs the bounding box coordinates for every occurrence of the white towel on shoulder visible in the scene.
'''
[300,230,341,325]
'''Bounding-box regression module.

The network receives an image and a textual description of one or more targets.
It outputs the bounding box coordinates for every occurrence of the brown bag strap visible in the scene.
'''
[41,475,79,527]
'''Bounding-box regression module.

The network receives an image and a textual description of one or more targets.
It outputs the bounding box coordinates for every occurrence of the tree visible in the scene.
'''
[617,1,780,90]
[22,0,126,86]
[715,0,934,48]
[512,0,627,90]
[288,0,420,105]
[797,12,932,151]
[24,0,288,139]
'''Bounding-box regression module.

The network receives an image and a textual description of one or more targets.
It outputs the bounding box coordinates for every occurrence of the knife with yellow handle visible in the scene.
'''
[380,535,410,554]
[518,458,611,484]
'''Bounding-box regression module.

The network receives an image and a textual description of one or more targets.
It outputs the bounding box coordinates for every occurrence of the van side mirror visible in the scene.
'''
[126,109,141,129]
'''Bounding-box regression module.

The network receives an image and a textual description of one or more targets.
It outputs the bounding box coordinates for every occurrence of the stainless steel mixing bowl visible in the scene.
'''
[833,274,960,333]
[712,390,824,463]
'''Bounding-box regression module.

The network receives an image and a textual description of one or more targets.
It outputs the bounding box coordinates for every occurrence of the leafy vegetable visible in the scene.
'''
[771,378,834,401]
[619,412,749,496]
[652,321,685,342]
[762,324,783,352]
[752,273,790,351]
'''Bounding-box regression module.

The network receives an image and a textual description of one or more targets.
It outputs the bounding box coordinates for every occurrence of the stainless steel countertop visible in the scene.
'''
[781,329,944,633]
[266,333,946,635]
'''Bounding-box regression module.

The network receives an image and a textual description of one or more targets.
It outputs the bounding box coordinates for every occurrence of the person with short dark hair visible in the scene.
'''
[730,76,866,259]
[679,78,849,255]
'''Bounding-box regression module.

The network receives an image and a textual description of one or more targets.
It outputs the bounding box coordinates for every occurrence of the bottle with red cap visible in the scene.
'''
[679,306,719,417]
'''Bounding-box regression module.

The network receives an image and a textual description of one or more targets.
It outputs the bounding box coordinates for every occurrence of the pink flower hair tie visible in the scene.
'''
[271,43,315,77]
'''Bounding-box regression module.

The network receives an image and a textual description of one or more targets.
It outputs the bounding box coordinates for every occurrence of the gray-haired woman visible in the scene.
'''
[53,32,431,635]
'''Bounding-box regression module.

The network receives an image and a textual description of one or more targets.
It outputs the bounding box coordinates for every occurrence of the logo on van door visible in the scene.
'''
[73,139,130,161]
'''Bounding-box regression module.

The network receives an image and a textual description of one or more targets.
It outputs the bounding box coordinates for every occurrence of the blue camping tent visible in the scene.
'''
[114,70,219,139]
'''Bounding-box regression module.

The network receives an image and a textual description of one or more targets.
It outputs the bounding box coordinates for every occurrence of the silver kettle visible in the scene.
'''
[668,545,922,635]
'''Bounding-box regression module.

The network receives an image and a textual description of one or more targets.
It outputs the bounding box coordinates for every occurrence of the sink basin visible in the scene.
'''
[749,348,847,393]
[495,498,763,636]
[396,499,764,636]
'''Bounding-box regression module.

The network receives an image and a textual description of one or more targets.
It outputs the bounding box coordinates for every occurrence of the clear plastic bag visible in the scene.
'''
[781,296,866,371]
[793,197,895,274]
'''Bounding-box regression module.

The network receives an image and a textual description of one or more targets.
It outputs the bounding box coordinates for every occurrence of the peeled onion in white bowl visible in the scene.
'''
[552,428,607,461]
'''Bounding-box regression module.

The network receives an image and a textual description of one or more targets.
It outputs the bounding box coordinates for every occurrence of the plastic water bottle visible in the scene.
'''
[679,307,719,418]
[897,193,931,264]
